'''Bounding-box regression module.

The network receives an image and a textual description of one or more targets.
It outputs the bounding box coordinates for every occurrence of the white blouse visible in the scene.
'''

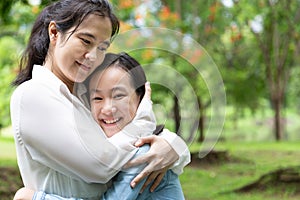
[10,65,190,198]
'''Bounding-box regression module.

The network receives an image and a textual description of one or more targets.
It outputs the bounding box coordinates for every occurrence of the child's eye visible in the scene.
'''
[92,97,103,101]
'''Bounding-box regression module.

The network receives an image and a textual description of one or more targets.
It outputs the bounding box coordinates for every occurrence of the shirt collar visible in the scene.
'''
[32,65,65,89]
[32,65,90,108]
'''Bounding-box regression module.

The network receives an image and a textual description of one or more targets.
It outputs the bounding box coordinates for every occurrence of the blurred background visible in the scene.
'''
[0,0,299,199]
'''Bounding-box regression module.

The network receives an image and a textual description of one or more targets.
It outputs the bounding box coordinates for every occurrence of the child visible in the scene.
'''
[14,52,188,200]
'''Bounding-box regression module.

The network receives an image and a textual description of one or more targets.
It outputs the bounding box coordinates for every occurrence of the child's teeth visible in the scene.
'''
[105,118,119,124]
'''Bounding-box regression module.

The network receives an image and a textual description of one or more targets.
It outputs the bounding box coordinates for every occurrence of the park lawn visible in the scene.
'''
[1,135,299,200]
[181,141,300,200]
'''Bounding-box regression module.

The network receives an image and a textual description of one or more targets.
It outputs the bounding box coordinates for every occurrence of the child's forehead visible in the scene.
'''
[89,67,134,90]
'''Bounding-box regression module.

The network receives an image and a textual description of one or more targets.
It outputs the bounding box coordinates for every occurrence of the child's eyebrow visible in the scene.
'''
[90,88,101,94]
[90,86,128,94]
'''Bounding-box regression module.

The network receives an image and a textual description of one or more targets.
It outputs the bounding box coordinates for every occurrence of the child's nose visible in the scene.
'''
[101,100,116,115]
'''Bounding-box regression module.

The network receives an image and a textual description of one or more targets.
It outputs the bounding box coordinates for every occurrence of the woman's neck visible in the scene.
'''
[44,62,74,92]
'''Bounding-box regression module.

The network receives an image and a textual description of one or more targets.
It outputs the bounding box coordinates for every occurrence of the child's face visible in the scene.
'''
[89,66,140,137]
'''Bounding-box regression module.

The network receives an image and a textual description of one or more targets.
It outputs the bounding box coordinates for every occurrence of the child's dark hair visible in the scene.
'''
[87,52,147,100]
[13,0,119,86]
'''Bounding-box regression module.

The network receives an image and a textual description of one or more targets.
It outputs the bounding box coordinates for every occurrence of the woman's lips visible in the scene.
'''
[77,61,91,71]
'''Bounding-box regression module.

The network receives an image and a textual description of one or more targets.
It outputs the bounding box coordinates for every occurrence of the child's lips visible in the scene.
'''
[102,118,121,124]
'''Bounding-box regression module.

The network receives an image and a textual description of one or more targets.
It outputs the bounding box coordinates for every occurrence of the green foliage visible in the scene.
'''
[0,2,39,128]
[0,37,22,127]
[1,1,300,141]
[286,66,300,110]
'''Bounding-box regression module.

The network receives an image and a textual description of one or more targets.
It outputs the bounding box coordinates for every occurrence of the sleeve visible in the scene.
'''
[158,129,191,175]
[33,191,80,200]
[11,83,137,183]
[101,145,150,200]
[31,146,150,200]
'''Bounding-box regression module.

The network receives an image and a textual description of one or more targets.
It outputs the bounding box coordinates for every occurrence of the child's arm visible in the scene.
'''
[101,145,150,200]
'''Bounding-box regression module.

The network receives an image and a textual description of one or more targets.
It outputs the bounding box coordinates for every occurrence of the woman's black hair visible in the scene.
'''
[86,52,147,100]
[12,0,119,86]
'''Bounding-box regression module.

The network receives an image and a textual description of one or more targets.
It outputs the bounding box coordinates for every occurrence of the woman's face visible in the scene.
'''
[46,14,112,89]
[89,66,140,137]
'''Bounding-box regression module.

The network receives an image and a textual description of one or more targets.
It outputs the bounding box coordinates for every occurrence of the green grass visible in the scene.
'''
[181,141,300,200]
[1,131,300,200]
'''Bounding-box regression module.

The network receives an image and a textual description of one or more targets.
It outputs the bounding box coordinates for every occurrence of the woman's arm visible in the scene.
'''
[12,146,149,200]
[11,82,136,183]
[11,80,188,186]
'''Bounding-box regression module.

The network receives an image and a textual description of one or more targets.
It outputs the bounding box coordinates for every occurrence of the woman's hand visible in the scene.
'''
[124,135,179,189]
[140,165,170,193]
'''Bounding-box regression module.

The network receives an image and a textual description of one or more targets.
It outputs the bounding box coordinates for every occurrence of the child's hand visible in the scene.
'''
[144,82,151,100]
[13,187,35,200]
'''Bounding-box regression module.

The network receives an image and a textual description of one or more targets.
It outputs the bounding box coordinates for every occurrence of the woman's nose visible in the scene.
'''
[85,47,97,61]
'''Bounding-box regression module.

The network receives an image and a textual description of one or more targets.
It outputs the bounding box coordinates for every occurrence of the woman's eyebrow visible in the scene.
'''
[78,32,111,46]
[90,86,127,94]
[78,32,96,40]
[112,86,128,92]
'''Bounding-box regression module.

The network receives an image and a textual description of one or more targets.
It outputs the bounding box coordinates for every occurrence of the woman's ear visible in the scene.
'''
[48,21,58,43]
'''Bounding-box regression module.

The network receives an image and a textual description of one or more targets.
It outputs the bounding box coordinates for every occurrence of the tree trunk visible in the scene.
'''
[197,97,204,142]
[273,96,283,140]
[173,94,181,135]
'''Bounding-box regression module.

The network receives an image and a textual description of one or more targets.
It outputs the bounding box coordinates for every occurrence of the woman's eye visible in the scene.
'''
[81,38,91,45]
[98,47,107,52]
[98,45,108,52]
[113,94,125,99]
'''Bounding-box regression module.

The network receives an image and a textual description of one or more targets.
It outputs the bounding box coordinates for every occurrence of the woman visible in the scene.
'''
[15,52,187,200]
[10,0,189,199]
